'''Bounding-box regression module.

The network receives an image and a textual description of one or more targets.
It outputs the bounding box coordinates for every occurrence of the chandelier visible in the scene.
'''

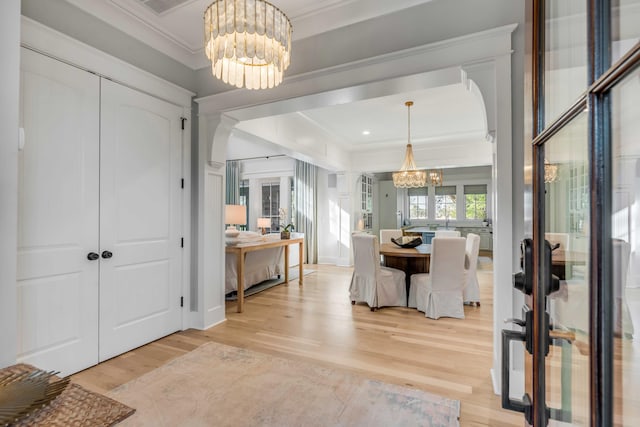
[204,0,292,90]
[544,159,558,183]
[426,169,444,186]
[393,101,427,188]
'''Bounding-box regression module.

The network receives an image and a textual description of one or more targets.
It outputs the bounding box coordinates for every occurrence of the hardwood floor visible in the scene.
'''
[73,262,522,426]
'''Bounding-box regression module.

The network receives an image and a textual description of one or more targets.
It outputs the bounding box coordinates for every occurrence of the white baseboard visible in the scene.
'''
[317,256,337,265]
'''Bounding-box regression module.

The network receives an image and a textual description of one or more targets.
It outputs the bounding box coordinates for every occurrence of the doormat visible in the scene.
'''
[1,364,135,427]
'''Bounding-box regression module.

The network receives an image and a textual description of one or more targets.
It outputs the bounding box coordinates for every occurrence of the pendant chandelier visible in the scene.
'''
[204,0,292,90]
[544,159,558,183]
[426,169,444,186]
[393,101,427,188]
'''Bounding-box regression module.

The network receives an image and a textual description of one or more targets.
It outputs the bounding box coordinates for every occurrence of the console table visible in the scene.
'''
[225,236,304,313]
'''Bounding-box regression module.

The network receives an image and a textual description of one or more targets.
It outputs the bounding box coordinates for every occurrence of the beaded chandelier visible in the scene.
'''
[204,0,292,90]
[393,101,427,188]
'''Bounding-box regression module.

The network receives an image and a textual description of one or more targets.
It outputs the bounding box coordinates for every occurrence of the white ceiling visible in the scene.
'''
[63,0,492,171]
[65,0,434,69]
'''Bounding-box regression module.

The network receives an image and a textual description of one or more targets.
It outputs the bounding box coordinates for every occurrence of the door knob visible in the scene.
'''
[101,250,113,259]
[87,252,99,261]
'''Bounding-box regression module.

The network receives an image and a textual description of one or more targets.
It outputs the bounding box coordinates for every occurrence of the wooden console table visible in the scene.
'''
[225,236,304,313]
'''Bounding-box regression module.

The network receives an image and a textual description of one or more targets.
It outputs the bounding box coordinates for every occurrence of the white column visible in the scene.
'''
[193,113,237,329]
[0,0,20,368]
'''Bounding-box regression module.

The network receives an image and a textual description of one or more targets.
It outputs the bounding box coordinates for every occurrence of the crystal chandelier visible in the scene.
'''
[393,101,427,188]
[544,159,558,183]
[204,0,292,90]
[426,169,444,186]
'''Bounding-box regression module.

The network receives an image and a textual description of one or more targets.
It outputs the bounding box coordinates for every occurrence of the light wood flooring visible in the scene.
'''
[73,262,523,426]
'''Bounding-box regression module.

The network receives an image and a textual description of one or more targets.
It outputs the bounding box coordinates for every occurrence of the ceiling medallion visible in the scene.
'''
[204,0,292,90]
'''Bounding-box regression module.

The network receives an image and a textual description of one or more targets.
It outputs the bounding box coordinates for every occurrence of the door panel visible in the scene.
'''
[543,112,590,425]
[17,48,100,375]
[99,79,182,361]
[611,66,640,426]
[543,1,587,126]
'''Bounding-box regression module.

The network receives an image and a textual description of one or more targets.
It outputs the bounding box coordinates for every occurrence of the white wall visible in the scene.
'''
[0,0,20,368]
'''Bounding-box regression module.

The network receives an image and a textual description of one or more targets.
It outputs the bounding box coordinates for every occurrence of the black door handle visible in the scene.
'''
[101,250,113,259]
[87,252,99,261]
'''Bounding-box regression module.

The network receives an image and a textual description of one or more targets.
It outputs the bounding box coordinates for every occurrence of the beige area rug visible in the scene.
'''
[108,342,460,427]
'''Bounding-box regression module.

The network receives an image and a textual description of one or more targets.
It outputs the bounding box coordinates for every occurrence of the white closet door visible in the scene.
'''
[99,79,183,361]
[17,48,100,375]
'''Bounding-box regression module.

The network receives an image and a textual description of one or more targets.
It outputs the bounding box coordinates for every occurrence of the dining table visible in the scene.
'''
[379,243,431,299]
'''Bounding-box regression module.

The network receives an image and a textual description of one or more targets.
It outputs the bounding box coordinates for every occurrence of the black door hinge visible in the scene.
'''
[180,117,187,130]
[181,237,184,248]
[180,296,184,307]
[181,178,184,189]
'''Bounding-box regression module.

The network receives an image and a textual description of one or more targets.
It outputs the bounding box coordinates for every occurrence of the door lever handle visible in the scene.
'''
[505,318,526,328]
[101,250,113,259]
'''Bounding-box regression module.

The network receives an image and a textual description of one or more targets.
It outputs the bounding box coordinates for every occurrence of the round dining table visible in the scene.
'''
[379,243,431,301]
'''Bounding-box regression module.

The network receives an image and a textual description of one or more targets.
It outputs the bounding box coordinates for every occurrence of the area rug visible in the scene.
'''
[108,342,460,427]
[225,268,316,301]
[1,363,135,426]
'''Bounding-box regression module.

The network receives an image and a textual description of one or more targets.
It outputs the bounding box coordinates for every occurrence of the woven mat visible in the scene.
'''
[1,364,135,426]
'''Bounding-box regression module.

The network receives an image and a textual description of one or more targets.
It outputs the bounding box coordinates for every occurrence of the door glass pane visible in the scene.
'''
[612,0,640,63]
[544,1,587,125]
[544,112,590,425]
[611,66,640,426]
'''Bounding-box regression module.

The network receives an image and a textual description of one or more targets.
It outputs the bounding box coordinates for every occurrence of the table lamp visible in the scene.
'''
[225,204,246,238]
[257,217,270,235]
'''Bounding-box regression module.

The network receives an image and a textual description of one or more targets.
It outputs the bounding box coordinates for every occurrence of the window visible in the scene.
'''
[464,184,487,220]
[261,182,280,231]
[239,179,249,230]
[290,177,295,230]
[360,175,373,229]
[408,187,428,219]
[435,186,456,220]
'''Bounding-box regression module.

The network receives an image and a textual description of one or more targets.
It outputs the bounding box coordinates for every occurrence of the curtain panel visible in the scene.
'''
[225,160,240,205]
[294,160,317,264]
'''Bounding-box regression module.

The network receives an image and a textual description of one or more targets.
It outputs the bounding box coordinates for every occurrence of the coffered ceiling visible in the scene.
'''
[61,0,492,171]
[64,0,433,69]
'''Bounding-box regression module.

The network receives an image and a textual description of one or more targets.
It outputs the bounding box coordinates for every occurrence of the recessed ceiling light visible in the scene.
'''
[362,130,371,136]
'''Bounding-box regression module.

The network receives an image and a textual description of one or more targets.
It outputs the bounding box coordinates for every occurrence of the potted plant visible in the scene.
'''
[279,208,294,239]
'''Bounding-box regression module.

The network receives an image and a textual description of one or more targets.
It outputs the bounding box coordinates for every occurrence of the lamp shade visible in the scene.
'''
[225,204,246,226]
[257,217,270,228]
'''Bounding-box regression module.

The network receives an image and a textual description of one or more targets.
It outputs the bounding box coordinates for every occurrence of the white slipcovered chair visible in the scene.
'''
[463,233,481,306]
[350,233,406,310]
[409,237,467,319]
[380,229,403,244]
[435,230,461,238]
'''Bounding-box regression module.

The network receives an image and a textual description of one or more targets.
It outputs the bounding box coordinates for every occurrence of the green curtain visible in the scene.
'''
[294,160,317,264]
[225,160,240,205]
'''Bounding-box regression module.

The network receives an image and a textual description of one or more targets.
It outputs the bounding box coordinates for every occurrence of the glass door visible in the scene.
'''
[502,0,640,425]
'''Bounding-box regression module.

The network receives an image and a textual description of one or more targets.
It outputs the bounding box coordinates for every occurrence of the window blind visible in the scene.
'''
[464,184,487,195]
[435,185,456,196]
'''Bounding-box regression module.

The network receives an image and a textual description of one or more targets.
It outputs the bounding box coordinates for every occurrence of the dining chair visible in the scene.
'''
[434,230,460,238]
[409,236,466,319]
[463,233,481,306]
[380,229,403,244]
[350,233,406,311]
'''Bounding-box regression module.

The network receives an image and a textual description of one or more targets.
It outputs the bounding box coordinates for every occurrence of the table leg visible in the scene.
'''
[284,244,290,285]
[237,250,245,313]
[299,241,304,286]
